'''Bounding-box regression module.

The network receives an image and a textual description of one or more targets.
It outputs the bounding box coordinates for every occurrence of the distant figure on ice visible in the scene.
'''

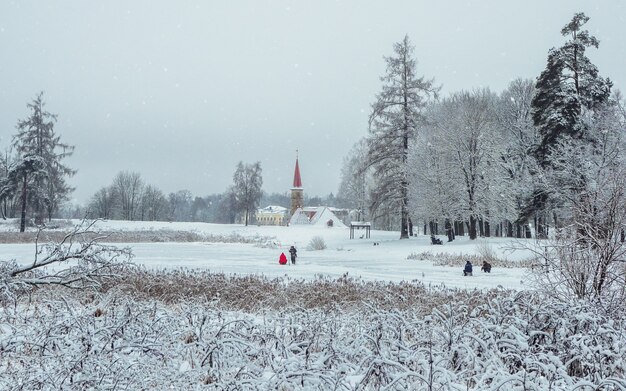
[279,252,288,265]
[431,235,443,245]
[289,245,297,265]
[481,261,492,273]
[463,261,473,276]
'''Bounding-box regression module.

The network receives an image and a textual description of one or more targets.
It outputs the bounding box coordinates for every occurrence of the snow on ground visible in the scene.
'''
[0,219,535,290]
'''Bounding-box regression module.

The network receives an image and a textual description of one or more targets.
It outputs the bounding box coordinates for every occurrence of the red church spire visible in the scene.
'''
[293,156,302,188]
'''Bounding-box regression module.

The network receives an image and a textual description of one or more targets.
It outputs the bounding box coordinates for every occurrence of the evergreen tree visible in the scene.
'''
[367,35,438,239]
[532,12,612,163]
[12,92,75,229]
[527,13,612,233]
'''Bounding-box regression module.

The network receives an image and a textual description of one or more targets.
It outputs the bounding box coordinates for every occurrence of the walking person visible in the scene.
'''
[289,245,297,265]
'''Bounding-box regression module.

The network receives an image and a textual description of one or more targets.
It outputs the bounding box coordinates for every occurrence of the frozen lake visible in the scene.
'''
[1,220,533,290]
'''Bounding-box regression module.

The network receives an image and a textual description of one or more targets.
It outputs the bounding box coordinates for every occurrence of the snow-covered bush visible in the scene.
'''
[307,236,327,251]
[1,268,625,389]
[475,240,500,264]
[0,220,133,302]
[406,251,533,269]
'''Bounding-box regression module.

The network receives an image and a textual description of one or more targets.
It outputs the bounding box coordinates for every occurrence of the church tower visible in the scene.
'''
[290,154,303,217]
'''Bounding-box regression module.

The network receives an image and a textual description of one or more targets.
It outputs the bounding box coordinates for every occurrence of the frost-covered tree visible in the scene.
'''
[219,187,238,224]
[12,92,75,227]
[367,35,438,238]
[0,148,18,220]
[167,190,193,222]
[525,101,626,303]
[232,161,263,226]
[112,171,143,221]
[88,186,116,220]
[189,196,209,222]
[411,89,513,240]
[497,79,538,174]
[338,138,370,222]
[2,155,46,232]
[139,184,167,221]
[496,79,539,235]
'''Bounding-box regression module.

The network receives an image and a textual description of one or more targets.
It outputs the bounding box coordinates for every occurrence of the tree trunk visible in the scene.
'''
[400,182,409,239]
[469,215,477,240]
[20,174,28,233]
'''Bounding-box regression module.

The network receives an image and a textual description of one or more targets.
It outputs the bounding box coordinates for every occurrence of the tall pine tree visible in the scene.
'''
[532,12,612,164]
[13,92,75,230]
[524,13,612,234]
[367,35,438,238]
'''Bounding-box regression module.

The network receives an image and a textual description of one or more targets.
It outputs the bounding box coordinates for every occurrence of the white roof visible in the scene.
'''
[288,208,311,225]
[309,206,347,228]
[258,205,288,214]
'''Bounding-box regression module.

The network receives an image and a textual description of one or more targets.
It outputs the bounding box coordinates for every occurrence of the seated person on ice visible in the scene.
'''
[431,235,443,245]
[463,261,473,276]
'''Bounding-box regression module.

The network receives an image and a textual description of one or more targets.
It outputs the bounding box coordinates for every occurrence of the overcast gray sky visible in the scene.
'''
[1,1,624,204]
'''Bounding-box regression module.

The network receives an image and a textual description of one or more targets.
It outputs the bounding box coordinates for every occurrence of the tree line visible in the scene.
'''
[0,107,337,227]
[85,168,340,225]
[340,12,625,242]
[338,12,626,301]
[0,94,280,226]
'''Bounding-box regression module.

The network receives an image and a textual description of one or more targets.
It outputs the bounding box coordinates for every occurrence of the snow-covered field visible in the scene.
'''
[2,219,626,390]
[0,219,533,290]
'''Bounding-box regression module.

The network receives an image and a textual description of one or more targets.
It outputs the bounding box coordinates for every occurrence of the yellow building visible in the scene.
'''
[256,205,288,226]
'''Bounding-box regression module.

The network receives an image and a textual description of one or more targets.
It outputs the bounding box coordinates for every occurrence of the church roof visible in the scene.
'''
[292,158,302,188]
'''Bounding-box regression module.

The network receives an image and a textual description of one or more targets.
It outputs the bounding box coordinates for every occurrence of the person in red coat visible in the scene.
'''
[279,252,288,265]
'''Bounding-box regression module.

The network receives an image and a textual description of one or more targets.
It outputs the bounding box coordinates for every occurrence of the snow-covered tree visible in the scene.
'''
[87,186,116,220]
[496,79,539,235]
[522,109,626,305]
[408,121,462,236]
[338,138,370,222]
[231,161,263,226]
[411,89,513,240]
[167,189,193,222]
[111,171,143,221]
[527,13,612,233]
[0,148,18,220]
[2,155,46,232]
[12,92,75,228]
[533,12,612,159]
[140,184,167,221]
[367,35,438,238]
